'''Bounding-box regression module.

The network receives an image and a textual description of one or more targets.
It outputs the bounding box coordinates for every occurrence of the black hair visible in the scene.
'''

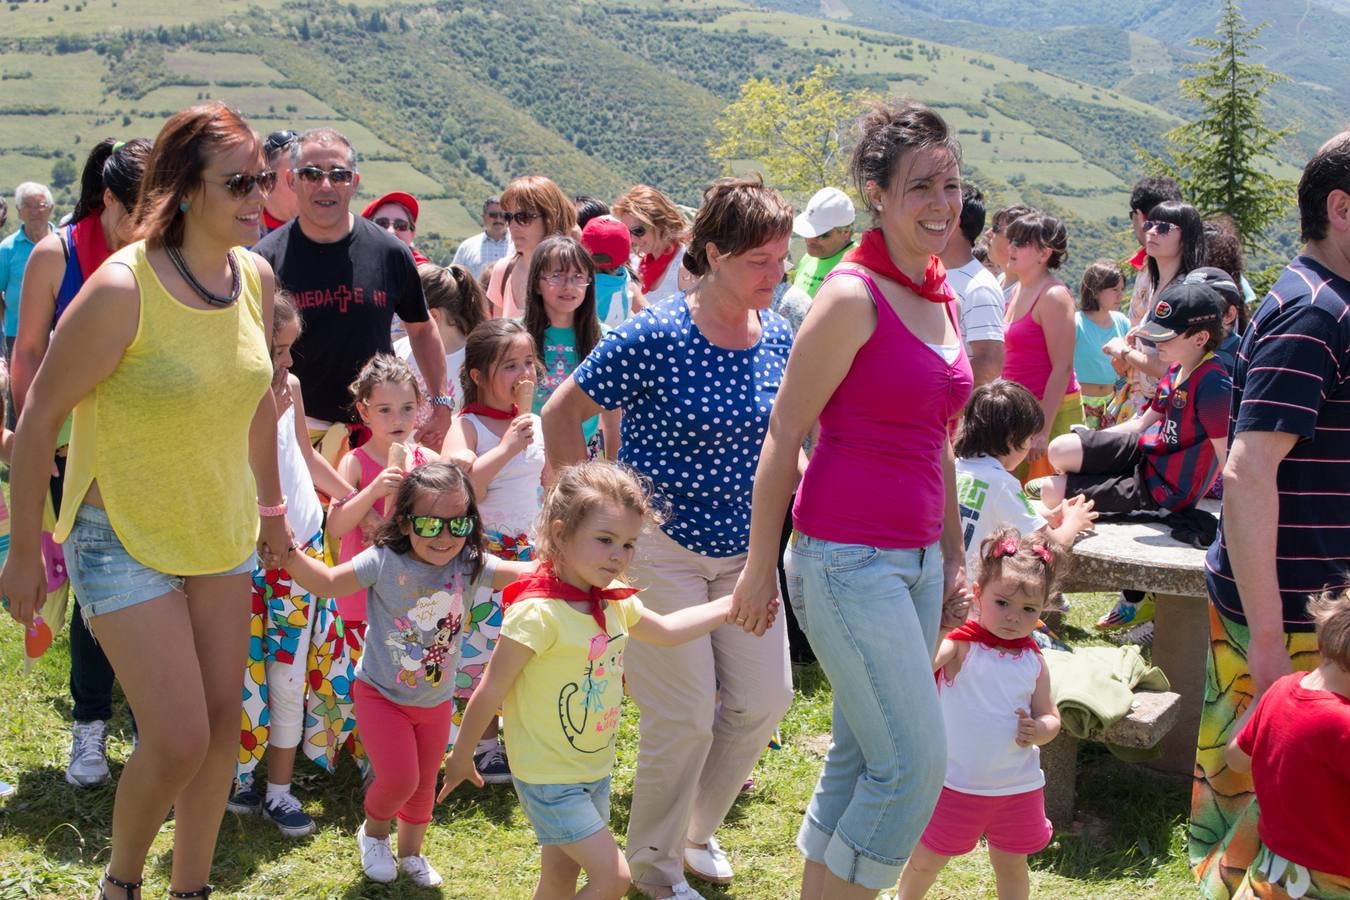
[523,235,602,367]
[958,183,986,246]
[954,380,1045,459]
[1145,201,1206,288]
[373,462,486,581]
[850,99,961,219]
[1079,259,1126,312]
[1299,133,1350,243]
[573,195,611,229]
[991,203,1033,232]
[71,137,152,224]
[1004,212,1068,270]
[1130,176,1182,215]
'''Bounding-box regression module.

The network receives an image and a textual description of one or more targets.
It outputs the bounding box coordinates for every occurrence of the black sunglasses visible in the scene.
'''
[410,514,476,539]
[500,210,542,225]
[1145,220,1177,235]
[485,210,508,221]
[374,217,413,233]
[294,166,356,185]
[211,170,278,198]
[263,129,299,157]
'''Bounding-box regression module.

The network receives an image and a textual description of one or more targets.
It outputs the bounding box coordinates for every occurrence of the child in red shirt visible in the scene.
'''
[1225,590,1350,897]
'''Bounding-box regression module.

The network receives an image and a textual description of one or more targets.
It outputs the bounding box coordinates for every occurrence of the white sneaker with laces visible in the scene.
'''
[398,854,443,887]
[668,882,707,900]
[683,835,733,884]
[66,720,110,786]
[356,823,397,883]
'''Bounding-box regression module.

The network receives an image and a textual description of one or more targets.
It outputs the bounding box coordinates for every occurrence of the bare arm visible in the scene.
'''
[444,414,533,500]
[727,275,874,635]
[599,407,621,460]
[1,263,139,625]
[405,318,450,447]
[966,339,1005,388]
[1016,658,1062,747]
[438,636,534,797]
[1105,405,1161,436]
[290,375,354,500]
[541,375,605,471]
[11,235,63,417]
[249,256,290,564]
[941,436,964,598]
[629,595,753,646]
[1028,286,1077,460]
[326,453,400,537]
[1223,431,1299,695]
[282,545,366,598]
[487,557,537,590]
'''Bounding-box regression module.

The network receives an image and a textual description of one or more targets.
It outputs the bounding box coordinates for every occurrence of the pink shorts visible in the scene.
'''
[919,786,1053,857]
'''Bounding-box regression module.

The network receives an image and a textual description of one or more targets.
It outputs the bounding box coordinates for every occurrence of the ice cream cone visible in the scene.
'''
[388,441,408,471]
[513,379,537,413]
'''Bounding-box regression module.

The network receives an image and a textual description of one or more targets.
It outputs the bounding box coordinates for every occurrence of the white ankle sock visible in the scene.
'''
[265,781,292,801]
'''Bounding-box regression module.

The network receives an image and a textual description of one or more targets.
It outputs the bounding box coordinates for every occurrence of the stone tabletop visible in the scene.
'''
[1060,499,1219,598]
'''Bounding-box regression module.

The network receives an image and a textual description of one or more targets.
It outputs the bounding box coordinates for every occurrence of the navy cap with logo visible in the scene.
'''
[1135,281,1223,342]
[1184,266,1242,312]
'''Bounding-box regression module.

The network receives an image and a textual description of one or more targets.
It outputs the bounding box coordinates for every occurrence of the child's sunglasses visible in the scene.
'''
[409,514,476,539]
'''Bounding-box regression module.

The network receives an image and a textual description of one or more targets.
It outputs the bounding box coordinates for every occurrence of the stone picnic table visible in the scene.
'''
[1060,499,1219,775]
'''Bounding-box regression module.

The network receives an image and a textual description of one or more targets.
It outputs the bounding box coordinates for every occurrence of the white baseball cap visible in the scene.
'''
[793,187,856,238]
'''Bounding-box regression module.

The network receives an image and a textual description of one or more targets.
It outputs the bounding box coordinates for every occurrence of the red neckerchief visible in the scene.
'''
[412,247,430,266]
[502,562,640,633]
[459,402,515,421]
[639,244,679,294]
[946,620,1040,655]
[1129,246,1148,270]
[262,209,287,233]
[70,211,112,282]
[843,228,954,304]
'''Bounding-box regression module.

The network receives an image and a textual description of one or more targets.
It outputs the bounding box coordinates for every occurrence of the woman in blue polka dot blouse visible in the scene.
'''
[542,176,797,899]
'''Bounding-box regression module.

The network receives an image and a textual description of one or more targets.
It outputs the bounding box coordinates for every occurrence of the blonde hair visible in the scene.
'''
[534,461,665,576]
[976,526,1066,607]
[1309,590,1350,670]
[612,184,689,248]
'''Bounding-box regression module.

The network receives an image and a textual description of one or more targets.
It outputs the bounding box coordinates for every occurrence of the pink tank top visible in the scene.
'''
[336,444,430,624]
[1002,285,1079,401]
[793,269,973,549]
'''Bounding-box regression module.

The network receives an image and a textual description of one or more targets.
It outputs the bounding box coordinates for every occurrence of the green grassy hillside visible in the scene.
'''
[0,0,1234,274]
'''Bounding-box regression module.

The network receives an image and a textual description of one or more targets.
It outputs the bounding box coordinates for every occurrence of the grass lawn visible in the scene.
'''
[0,593,1196,899]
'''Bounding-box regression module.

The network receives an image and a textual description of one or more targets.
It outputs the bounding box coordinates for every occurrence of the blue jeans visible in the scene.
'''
[784,532,946,890]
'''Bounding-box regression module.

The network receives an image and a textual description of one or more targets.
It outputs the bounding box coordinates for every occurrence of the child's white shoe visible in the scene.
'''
[356,823,397,883]
[399,854,444,887]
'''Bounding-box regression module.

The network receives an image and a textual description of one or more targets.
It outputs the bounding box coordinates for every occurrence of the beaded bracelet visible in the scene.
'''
[258,497,288,518]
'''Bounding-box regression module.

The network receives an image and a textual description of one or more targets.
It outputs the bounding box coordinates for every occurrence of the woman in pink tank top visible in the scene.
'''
[999,211,1081,481]
[729,100,973,896]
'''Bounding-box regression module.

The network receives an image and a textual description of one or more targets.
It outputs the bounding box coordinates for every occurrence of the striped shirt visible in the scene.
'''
[1141,355,1231,510]
[1206,256,1350,631]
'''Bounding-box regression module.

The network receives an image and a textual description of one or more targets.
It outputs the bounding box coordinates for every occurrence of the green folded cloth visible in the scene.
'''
[1044,645,1170,760]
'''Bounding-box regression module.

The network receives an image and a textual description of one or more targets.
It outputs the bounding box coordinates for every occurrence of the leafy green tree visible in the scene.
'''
[50,157,77,189]
[710,66,873,200]
[1145,0,1294,248]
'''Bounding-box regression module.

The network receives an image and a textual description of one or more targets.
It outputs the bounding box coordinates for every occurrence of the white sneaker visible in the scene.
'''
[398,854,443,887]
[683,835,733,884]
[356,823,397,883]
[637,882,707,900]
[66,720,110,786]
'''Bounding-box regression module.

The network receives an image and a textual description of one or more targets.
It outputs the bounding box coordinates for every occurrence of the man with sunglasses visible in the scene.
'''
[451,196,513,280]
[254,128,453,450]
[260,129,300,237]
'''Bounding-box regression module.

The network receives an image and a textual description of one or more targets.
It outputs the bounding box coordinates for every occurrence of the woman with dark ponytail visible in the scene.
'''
[395,262,487,413]
[8,136,151,794]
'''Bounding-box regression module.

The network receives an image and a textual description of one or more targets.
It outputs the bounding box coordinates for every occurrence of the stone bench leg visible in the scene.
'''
[1040,730,1079,828]
[1148,592,1209,776]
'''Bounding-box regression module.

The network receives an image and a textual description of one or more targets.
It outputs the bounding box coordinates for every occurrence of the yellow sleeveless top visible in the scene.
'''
[54,241,273,574]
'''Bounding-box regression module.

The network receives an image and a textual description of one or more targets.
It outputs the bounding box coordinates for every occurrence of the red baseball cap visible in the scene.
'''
[581,216,631,268]
[361,191,420,224]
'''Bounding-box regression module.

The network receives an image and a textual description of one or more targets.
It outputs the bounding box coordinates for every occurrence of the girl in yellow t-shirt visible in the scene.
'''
[440,461,779,899]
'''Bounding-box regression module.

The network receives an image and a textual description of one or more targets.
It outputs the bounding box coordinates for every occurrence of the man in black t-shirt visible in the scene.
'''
[254,128,451,448]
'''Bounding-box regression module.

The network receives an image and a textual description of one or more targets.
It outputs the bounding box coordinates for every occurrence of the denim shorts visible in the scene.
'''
[512,775,612,846]
[65,505,256,621]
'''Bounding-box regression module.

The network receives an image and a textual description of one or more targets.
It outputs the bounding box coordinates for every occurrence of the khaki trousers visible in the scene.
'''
[624,527,794,888]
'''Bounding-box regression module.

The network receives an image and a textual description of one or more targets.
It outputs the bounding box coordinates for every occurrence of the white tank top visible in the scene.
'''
[644,245,687,305]
[466,412,545,536]
[277,403,324,542]
[939,642,1046,796]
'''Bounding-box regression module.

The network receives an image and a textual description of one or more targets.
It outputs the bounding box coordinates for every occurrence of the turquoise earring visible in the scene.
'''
[179,200,189,213]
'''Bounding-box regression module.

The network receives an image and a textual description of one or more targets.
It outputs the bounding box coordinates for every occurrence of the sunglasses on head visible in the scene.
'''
[374,217,412,233]
[409,514,476,539]
[1145,220,1177,235]
[212,170,278,198]
[500,210,542,225]
[294,166,356,185]
[263,129,299,157]
[628,224,647,238]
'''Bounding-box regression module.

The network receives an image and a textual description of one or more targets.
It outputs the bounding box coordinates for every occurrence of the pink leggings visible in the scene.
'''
[352,680,452,825]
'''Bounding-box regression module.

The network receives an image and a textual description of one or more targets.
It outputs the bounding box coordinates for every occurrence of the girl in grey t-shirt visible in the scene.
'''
[285,463,533,887]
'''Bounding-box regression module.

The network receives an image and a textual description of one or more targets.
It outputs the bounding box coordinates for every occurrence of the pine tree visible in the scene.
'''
[1147,0,1294,249]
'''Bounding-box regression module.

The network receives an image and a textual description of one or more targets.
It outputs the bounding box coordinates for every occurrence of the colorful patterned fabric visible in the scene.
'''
[1232,845,1350,899]
[238,531,362,777]
[1190,605,1318,899]
[1081,392,1112,431]
[448,529,532,747]
[1140,355,1231,510]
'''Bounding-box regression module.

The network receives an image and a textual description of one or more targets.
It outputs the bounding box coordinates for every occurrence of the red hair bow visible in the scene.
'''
[993,539,1019,558]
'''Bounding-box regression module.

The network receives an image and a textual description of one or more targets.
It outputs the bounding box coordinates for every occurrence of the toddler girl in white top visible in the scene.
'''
[898,527,1064,900]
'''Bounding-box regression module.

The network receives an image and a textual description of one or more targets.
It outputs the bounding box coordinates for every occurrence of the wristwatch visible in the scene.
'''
[430,395,454,408]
